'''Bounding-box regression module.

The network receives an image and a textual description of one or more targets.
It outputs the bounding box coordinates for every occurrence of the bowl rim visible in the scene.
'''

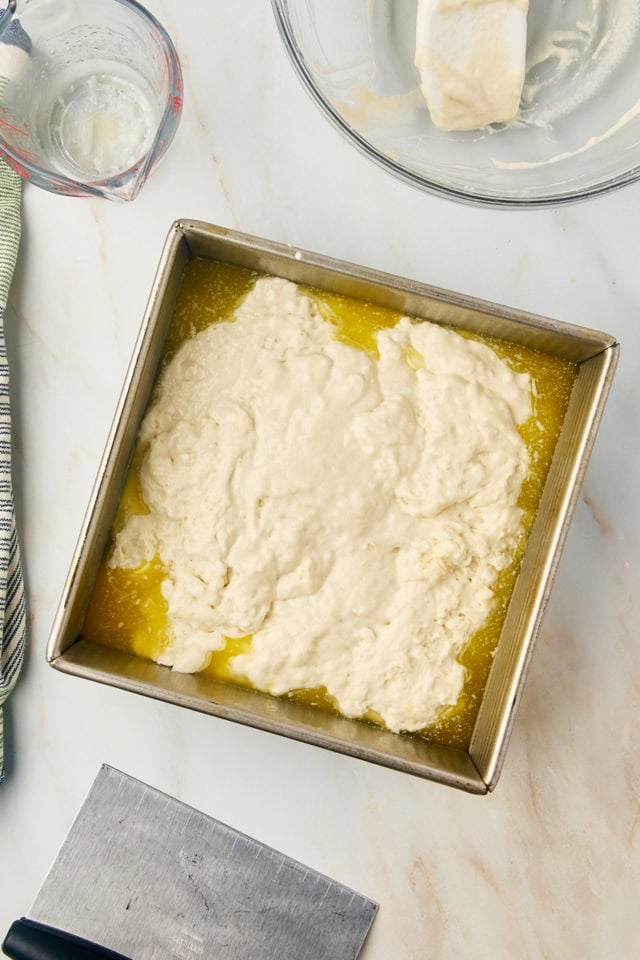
[270,0,640,209]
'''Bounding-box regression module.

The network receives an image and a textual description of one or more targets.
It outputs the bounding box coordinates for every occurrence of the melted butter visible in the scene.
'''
[204,635,254,684]
[308,288,401,355]
[82,555,170,661]
[82,259,577,751]
[162,259,258,360]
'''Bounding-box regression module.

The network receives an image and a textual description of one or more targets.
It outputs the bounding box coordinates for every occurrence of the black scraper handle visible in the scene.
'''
[2,919,132,960]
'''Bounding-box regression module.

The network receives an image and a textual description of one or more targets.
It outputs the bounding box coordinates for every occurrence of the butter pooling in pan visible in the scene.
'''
[107,275,533,734]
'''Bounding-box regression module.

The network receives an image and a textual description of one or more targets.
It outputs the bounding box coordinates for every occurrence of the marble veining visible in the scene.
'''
[0,2,638,958]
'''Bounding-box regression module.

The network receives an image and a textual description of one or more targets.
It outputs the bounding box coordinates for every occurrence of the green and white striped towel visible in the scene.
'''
[0,10,30,779]
[0,162,26,778]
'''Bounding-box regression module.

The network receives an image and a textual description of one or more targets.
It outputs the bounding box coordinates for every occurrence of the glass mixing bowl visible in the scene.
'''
[271,0,640,207]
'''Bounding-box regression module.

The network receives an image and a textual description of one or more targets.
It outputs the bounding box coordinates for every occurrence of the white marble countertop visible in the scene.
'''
[0,2,638,957]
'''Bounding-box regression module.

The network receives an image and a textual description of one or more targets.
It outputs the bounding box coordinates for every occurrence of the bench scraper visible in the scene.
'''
[3,765,377,959]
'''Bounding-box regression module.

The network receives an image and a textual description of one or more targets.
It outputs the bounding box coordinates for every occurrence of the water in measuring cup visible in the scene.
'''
[35,62,161,183]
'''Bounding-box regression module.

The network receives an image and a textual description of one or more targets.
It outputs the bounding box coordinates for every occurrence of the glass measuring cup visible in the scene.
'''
[0,0,182,200]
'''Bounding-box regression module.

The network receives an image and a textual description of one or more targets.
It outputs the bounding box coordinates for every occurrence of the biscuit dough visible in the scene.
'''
[112,278,531,732]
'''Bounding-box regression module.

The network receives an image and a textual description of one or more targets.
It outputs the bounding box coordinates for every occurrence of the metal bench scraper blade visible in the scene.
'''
[14,764,378,959]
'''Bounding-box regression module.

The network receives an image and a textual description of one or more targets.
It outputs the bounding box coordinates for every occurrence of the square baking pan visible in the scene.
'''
[47,220,618,794]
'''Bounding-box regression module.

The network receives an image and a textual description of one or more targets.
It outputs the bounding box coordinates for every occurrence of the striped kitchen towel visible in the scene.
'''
[0,159,25,780]
[0,16,29,779]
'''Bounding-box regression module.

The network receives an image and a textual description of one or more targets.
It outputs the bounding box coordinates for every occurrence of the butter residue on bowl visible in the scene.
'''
[109,275,532,733]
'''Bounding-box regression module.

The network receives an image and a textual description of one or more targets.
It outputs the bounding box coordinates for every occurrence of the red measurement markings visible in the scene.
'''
[0,149,29,179]
[0,111,28,138]
[52,181,82,196]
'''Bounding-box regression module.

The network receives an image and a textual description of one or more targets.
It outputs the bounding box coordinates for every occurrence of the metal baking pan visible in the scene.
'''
[47,220,618,794]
